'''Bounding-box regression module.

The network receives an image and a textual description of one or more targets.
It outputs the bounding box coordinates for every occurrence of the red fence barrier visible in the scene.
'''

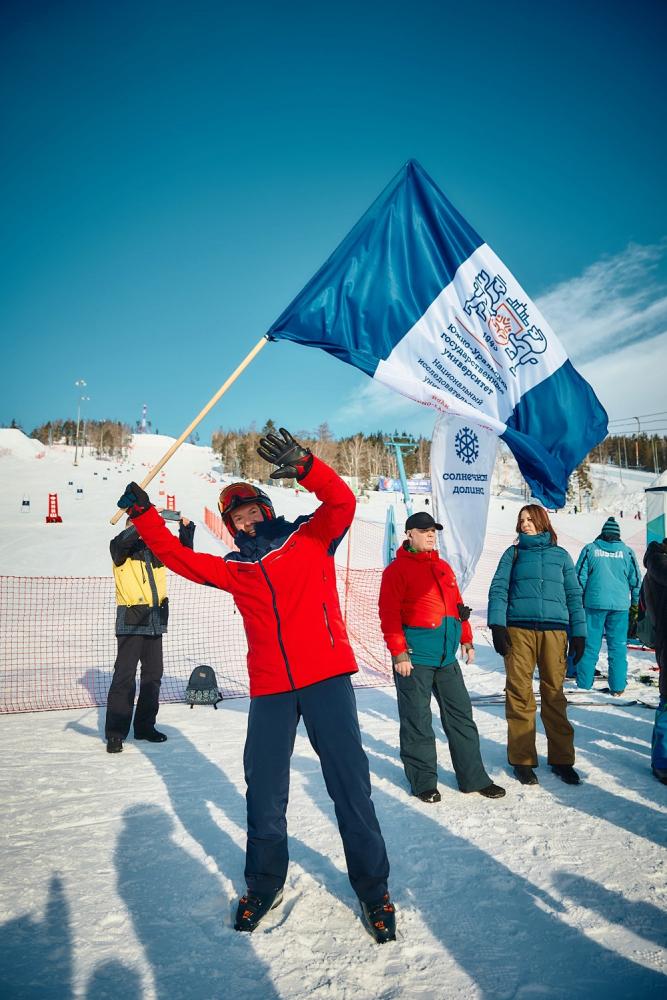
[0,569,392,714]
[0,515,648,715]
[204,506,237,548]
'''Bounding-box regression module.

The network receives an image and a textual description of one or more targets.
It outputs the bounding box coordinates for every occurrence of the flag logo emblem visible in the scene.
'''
[455,427,479,465]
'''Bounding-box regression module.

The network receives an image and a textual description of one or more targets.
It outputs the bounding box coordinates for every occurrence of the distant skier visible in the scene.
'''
[574,518,641,696]
[117,429,395,942]
[643,538,667,784]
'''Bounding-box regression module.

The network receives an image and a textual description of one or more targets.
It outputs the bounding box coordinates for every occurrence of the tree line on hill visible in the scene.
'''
[22,417,431,486]
[211,421,431,487]
[28,419,133,457]
[592,433,667,475]
[7,416,666,497]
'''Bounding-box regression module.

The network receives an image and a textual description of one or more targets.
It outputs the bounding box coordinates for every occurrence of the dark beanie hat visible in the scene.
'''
[600,517,621,540]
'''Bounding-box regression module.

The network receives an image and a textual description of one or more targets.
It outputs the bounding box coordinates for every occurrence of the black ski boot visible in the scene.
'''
[134,729,168,743]
[477,783,506,799]
[234,888,283,932]
[551,764,581,785]
[415,788,441,803]
[360,893,396,943]
[106,736,123,754]
[513,765,538,785]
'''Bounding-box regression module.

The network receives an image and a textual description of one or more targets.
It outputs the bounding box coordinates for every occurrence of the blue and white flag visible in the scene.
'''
[431,414,497,591]
[267,160,608,507]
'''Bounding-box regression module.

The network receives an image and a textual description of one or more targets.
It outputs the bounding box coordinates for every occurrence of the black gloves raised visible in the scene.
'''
[568,635,586,665]
[457,603,472,622]
[117,481,151,519]
[256,427,313,480]
[491,625,512,657]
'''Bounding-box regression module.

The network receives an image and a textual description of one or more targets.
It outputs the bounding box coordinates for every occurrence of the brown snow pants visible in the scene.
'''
[504,627,575,766]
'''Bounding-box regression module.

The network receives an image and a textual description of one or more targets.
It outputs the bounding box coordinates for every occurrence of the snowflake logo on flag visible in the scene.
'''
[455,426,479,465]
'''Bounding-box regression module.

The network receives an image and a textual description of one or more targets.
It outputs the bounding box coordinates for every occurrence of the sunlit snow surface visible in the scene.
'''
[0,431,665,999]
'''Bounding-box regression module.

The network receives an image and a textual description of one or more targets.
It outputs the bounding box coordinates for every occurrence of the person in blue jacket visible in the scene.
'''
[574,517,641,696]
[488,505,587,786]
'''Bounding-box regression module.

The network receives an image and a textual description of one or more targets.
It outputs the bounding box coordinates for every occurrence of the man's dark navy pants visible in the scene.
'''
[243,674,390,904]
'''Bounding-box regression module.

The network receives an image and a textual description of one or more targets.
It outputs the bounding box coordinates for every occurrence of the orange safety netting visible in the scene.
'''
[0,568,392,714]
[0,515,648,714]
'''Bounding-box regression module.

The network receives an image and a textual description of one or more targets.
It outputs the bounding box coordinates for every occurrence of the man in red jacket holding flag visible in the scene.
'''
[379,512,505,803]
[117,428,394,943]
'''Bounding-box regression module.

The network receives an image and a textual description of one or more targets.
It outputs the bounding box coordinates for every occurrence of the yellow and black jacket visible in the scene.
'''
[111,521,195,636]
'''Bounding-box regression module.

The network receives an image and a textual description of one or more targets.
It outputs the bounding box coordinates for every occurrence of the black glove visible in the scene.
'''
[491,625,512,657]
[457,603,472,622]
[569,635,586,665]
[256,427,313,480]
[117,481,151,518]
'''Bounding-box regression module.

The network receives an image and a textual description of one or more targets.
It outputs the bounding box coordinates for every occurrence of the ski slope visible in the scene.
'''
[0,431,665,999]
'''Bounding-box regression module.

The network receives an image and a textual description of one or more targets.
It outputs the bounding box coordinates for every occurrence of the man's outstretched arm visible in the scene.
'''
[118,483,231,591]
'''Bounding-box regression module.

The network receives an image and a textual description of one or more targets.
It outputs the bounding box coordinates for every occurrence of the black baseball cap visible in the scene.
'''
[405,512,443,531]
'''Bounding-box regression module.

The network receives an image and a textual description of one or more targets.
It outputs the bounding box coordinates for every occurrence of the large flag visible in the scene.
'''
[267,160,608,507]
[431,413,498,591]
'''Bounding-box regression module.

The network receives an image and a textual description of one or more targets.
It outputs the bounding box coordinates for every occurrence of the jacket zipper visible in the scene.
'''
[258,556,296,690]
[144,554,158,604]
[432,565,460,665]
[322,603,335,647]
[439,616,448,667]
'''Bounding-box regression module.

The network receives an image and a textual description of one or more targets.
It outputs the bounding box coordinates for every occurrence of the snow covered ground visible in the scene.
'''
[0,431,665,999]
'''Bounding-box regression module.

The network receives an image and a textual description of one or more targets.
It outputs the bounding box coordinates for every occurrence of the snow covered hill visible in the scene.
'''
[0,430,665,999]
[0,429,658,576]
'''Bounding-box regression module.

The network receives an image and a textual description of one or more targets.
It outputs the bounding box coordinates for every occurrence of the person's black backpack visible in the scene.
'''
[185,664,223,709]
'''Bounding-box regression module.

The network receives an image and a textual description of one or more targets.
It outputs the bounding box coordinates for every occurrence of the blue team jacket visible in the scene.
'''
[575,538,641,611]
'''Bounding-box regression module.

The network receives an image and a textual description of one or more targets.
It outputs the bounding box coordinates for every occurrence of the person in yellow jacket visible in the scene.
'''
[105,514,195,753]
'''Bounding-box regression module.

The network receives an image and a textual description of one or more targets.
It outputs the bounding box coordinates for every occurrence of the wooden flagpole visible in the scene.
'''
[109,335,270,524]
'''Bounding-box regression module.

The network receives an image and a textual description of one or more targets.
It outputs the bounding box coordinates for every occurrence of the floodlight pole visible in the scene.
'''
[73,379,88,466]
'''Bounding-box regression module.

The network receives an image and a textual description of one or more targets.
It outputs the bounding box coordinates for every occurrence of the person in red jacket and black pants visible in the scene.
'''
[117,429,394,943]
[379,512,505,803]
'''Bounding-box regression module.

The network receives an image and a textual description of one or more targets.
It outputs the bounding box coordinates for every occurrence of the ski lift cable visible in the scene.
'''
[608,409,667,424]
[607,422,667,432]
[608,417,667,425]
[608,423,667,430]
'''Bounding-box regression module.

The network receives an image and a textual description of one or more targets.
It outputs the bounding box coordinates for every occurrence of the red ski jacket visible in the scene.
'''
[378,544,473,658]
[130,457,358,697]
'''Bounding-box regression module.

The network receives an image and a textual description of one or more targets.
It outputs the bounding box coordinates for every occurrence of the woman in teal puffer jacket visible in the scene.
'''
[488,505,586,787]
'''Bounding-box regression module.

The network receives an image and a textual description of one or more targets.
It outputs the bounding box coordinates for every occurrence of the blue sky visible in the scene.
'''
[2,0,666,442]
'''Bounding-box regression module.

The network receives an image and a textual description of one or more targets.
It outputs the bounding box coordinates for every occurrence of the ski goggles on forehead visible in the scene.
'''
[218,483,263,515]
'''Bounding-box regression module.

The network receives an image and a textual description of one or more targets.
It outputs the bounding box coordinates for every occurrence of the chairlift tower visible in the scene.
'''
[384,434,417,517]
